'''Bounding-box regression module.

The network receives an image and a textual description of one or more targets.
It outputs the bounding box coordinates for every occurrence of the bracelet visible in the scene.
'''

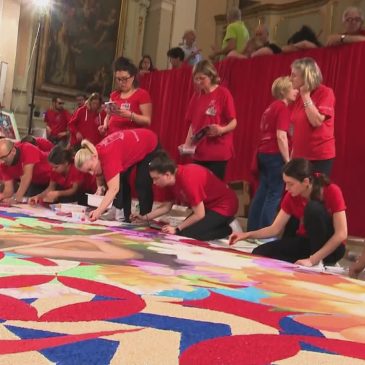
[130,112,134,121]
[303,100,313,108]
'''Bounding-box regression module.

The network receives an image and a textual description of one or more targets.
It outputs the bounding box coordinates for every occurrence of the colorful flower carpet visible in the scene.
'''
[0,205,365,364]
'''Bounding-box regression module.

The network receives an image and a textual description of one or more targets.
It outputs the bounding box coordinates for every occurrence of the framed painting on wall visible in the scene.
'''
[37,0,128,97]
[0,110,20,141]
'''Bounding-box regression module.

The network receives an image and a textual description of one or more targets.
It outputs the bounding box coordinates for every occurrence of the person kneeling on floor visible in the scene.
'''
[229,158,347,266]
[132,150,238,241]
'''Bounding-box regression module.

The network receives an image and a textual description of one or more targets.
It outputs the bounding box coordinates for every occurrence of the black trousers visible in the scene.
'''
[252,200,345,265]
[178,209,233,241]
[193,160,227,180]
[25,184,48,197]
[113,149,155,222]
[310,158,334,176]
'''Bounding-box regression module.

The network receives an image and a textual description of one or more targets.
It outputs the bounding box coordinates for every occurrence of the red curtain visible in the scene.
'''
[140,42,365,236]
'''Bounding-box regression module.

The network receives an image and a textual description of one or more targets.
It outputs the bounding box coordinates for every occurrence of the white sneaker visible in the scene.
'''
[229,218,243,233]
[115,208,125,222]
[101,207,124,221]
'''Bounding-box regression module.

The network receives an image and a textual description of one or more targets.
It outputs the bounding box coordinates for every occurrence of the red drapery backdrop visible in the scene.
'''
[140,42,365,237]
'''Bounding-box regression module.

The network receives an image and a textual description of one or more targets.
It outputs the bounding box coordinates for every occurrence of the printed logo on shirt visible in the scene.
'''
[121,102,131,110]
[205,100,217,116]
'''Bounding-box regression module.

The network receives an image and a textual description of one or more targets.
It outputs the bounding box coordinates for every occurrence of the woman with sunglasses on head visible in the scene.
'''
[181,59,237,180]
[68,92,106,148]
[29,145,96,204]
[99,57,152,136]
[230,158,347,267]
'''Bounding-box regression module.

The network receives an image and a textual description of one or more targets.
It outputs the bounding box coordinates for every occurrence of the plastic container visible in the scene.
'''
[87,194,112,209]
[71,210,86,222]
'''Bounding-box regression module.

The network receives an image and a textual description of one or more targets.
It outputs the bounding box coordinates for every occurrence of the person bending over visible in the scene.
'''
[230,158,347,267]
[132,151,238,241]
[30,145,96,204]
[75,128,158,222]
[21,135,54,152]
[0,139,51,203]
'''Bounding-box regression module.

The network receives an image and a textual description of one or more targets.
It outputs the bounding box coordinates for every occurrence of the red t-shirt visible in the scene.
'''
[1,142,51,185]
[96,129,158,182]
[51,164,96,193]
[281,183,346,236]
[44,109,71,137]
[108,88,151,134]
[157,164,238,217]
[35,137,54,152]
[258,99,291,154]
[291,84,335,160]
[185,86,236,161]
[68,105,106,145]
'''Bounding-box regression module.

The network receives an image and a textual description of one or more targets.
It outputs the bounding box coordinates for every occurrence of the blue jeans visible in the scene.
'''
[247,153,285,231]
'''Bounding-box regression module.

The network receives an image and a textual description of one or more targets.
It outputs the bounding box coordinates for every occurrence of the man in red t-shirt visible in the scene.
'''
[327,6,365,46]
[0,139,51,202]
[44,97,71,143]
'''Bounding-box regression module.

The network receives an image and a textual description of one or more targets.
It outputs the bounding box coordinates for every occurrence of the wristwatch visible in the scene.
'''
[340,34,346,43]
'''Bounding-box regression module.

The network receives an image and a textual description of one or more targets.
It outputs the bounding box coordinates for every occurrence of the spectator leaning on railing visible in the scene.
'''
[327,6,365,46]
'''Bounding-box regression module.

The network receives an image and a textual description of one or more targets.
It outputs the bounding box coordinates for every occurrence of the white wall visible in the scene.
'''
[0,0,21,109]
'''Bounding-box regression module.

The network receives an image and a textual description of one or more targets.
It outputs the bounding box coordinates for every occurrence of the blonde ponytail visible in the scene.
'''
[74,139,98,169]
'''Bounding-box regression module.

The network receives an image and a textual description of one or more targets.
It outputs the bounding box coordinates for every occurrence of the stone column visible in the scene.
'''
[123,0,151,64]
[142,0,176,70]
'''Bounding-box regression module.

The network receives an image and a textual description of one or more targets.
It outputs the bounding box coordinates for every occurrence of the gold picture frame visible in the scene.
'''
[0,110,21,141]
[36,0,128,98]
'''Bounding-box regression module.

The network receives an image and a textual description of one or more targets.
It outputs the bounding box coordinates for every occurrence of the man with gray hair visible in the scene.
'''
[327,6,365,46]
[209,7,249,60]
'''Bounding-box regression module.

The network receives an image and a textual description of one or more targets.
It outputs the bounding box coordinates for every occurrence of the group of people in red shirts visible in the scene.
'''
[0,53,354,273]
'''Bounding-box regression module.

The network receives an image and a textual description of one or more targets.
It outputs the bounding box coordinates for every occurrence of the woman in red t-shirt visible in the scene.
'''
[68,92,105,147]
[99,57,152,135]
[21,135,54,152]
[230,158,347,266]
[132,151,238,241]
[74,129,158,222]
[30,146,96,204]
[290,57,336,175]
[181,60,237,180]
[247,76,298,231]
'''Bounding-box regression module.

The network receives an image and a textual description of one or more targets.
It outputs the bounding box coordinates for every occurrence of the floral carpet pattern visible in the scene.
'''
[0,205,365,365]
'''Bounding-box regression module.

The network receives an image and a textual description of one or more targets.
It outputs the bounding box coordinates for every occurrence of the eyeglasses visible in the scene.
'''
[194,75,209,82]
[116,76,133,83]
[0,146,13,160]
[345,17,363,23]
